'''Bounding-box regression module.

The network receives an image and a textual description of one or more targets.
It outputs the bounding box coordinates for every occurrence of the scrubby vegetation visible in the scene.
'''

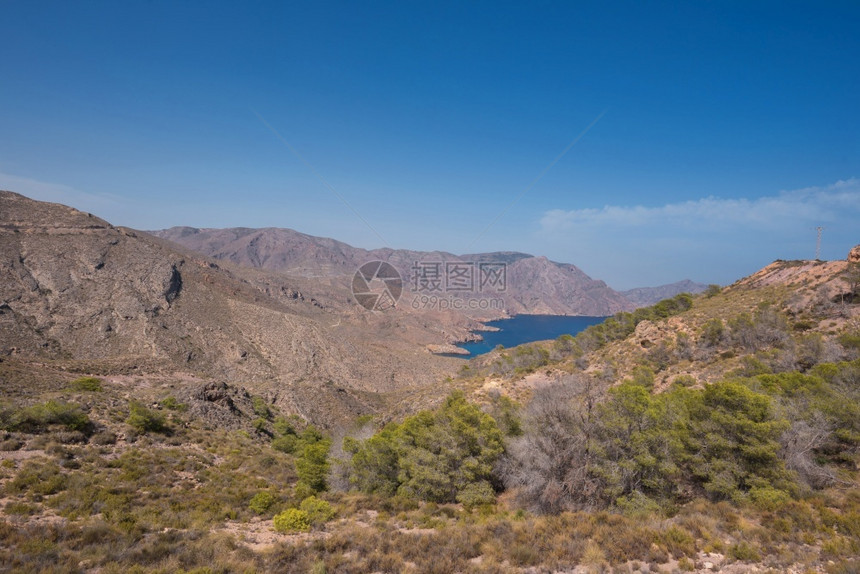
[68,376,103,392]
[1,282,859,572]
[1,363,858,572]
[501,363,860,515]
[125,401,169,435]
[0,400,92,435]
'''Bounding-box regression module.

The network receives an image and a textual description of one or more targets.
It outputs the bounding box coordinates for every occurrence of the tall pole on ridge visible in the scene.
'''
[815,226,824,261]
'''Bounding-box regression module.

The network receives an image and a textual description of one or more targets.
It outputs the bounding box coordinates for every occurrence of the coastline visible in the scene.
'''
[440,314,608,358]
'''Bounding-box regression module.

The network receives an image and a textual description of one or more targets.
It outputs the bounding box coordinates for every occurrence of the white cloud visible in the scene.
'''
[535,179,860,289]
[540,178,860,234]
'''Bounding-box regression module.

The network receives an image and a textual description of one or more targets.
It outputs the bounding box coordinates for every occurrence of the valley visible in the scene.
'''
[1,190,859,573]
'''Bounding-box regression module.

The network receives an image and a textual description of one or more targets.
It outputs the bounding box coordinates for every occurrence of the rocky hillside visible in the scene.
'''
[460,246,860,402]
[0,191,465,427]
[153,226,634,316]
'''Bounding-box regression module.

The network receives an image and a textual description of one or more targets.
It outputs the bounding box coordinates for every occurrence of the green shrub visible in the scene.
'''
[3,401,91,433]
[704,284,722,298]
[252,396,271,419]
[735,356,772,377]
[299,496,335,524]
[248,491,277,514]
[273,508,311,533]
[673,375,697,388]
[160,396,187,411]
[0,438,22,451]
[91,430,117,445]
[272,434,299,454]
[729,541,761,562]
[749,485,791,511]
[455,481,496,511]
[296,440,331,493]
[838,331,860,351]
[661,525,695,558]
[69,377,103,392]
[487,393,522,437]
[346,391,503,504]
[273,416,298,437]
[615,491,662,517]
[7,459,67,496]
[826,559,860,574]
[628,365,655,387]
[4,501,38,515]
[253,418,268,434]
[126,401,168,434]
[677,381,790,500]
[301,425,325,444]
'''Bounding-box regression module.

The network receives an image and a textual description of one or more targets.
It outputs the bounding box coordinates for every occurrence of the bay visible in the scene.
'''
[456,314,607,357]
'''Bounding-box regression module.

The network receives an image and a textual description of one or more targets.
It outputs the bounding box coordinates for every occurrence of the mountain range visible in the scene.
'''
[152,226,706,315]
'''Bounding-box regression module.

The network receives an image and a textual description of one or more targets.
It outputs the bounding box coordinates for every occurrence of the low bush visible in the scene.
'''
[6,459,67,497]
[273,508,311,533]
[160,396,188,411]
[252,396,271,419]
[126,401,168,434]
[1,401,91,434]
[272,434,299,454]
[300,496,335,525]
[729,541,762,562]
[249,491,277,515]
[69,377,103,392]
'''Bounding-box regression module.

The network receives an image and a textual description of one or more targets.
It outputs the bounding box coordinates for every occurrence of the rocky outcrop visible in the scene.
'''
[849,245,860,263]
[164,264,182,303]
[427,343,470,356]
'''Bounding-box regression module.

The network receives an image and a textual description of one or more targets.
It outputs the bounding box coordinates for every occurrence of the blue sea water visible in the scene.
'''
[456,315,607,357]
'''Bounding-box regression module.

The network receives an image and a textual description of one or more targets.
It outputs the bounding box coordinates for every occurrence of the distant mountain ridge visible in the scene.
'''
[621,279,709,307]
[153,226,636,316]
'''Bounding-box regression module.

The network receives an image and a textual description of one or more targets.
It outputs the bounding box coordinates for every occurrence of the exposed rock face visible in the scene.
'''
[501,256,632,316]
[153,227,634,316]
[0,200,190,360]
[849,245,860,263]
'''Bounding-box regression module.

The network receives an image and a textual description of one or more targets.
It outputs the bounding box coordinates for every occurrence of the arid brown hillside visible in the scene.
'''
[153,226,635,316]
[0,191,464,427]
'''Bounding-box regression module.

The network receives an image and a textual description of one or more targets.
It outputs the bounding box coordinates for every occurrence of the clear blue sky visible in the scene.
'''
[2,1,858,289]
